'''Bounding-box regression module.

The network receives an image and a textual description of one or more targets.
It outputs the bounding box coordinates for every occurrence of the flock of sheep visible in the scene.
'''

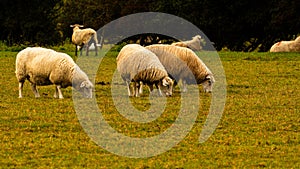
[15,37,213,98]
[116,43,215,97]
[14,24,300,98]
[15,24,100,99]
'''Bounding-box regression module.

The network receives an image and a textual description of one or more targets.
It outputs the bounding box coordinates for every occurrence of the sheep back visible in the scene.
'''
[146,44,212,84]
[171,35,202,51]
[270,36,300,52]
[172,41,188,48]
[187,35,202,51]
[117,44,168,83]
[72,28,97,45]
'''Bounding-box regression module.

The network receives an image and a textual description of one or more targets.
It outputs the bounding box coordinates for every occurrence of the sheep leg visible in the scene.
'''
[75,45,78,56]
[80,46,83,56]
[55,85,64,99]
[86,44,89,56]
[30,83,40,98]
[156,83,163,96]
[18,81,24,98]
[94,42,98,56]
[182,80,188,92]
[54,86,58,98]
[99,36,104,49]
[126,81,132,97]
[148,84,154,93]
[139,82,143,94]
[134,82,140,97]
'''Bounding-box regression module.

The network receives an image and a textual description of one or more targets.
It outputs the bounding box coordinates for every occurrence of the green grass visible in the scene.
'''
[0,50,299,168]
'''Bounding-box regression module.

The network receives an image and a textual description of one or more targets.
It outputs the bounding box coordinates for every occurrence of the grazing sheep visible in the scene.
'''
[270,36,300,52]
[70,24,98,56]
[145,44,215,93]
[15,47,94,99]
[172,35,203,51]
[116,44,173,97]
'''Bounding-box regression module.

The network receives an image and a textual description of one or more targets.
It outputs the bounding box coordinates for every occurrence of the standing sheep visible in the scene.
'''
[15,47,94,99]
[270,36,300,52]
[70,24,98,56]
[116,44,174,97]
[145,44,215,93]
[171,35,203,51]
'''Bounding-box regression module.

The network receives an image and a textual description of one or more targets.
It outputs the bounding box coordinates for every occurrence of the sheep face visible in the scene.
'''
[194,35,202,41]
[202,75,215,93]
[159,77,174,96]
[77,80,94,98]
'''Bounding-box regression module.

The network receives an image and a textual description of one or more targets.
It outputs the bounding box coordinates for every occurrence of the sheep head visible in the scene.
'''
[201,74,215,93]
[70,24,84,31]
[295,36,300,43]
[159,77,174,96]
[77,80,94,98]
[193,35,202,41]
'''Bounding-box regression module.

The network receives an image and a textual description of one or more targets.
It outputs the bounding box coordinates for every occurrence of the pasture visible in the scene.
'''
[0,50,299,168]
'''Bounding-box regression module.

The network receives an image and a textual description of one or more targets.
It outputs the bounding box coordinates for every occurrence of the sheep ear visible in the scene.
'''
[162,78,171,86]
[162,79,167,86]
[163,82,168,86]
[206,75,215,83]
[80,81,86,88]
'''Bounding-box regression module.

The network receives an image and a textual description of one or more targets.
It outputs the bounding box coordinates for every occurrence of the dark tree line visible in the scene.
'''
[0,0,299,51]
[0,0,61,46]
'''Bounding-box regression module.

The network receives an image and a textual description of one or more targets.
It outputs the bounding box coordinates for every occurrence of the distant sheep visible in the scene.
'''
[270,36,300,52]
[172,35,203,51]
[15,47,94,99]
[116,44,174,97]
[70,24,98,56]
[146,44,215,93]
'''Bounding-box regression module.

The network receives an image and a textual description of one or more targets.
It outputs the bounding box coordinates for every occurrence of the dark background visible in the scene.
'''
[0,0,299,51]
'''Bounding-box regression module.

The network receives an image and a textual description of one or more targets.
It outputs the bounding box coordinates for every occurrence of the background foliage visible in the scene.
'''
[0,0,299,51]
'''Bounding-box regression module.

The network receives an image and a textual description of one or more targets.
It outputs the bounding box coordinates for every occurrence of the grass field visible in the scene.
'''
[0,50,299,168]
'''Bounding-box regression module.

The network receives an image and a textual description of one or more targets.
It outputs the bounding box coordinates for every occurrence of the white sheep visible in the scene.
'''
[116,44,174,97]
[15,47,94,99]
[171,35,203,51]
[70,24,98,56]
[145,44,215,93]
[270,36,300,52]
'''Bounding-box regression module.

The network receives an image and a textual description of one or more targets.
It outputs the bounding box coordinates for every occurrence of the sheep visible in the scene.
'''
[70,24,98,56]
[15,47,94,99]
[116,44,174,97]
[145,44,215,93]
[270,36,300,52]
[171,35,203,51]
